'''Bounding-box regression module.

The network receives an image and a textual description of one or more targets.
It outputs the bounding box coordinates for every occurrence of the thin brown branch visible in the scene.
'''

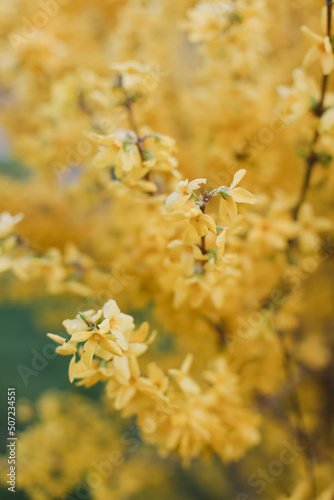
[199,197,210,256]
[117,74,153,184]
[292,130,319,220]
[293,1,332,219]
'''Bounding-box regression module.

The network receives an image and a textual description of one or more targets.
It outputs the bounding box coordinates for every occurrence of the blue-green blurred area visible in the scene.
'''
[0,158,31,181]
[0,303,67,418]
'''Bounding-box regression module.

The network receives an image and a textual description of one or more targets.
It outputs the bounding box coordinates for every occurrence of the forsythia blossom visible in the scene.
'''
[301,7,334,75]
[0,211,23,239]
[48,300,261,462]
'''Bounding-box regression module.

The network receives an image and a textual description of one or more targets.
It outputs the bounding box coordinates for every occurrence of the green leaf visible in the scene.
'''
[231,11,242,23]
[78,312,92,326]
[309,96,319,113]
[208,249,218,261]
[122,140,135,153]
[297,150,307,159]
[141,149,155,161]
[217,187,229,199]
[129,91,145,102]
[316,151,332,166]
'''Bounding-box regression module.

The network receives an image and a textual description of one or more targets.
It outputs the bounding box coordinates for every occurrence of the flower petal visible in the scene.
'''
[129,357,141,378]
[216,229,227,249]
[47,333,66,345]
[230,169,246,188]
[115,385,137,410]
[299,231,319,254]
[231,187,257,204]
[165,192,190,212]
[117,313,135,332]
[68,355,76,383]
[112,330,129,351]
[179,375,201,395]
[227,197,238,224]
[130,322,149,343]
[201,213,217,234]
[321,52,334,75]
[187,178,207,192]
[98,318,111,334]
[114,355,131,381]
[81,338,98,368]
[181,353,193,374]
[300,26,323,44]
[302,46,319,69]
[63,318,89,334]
[70,331,93,342]
[103,299,120,319]
[99,337,123,356]
[127,343,148,357]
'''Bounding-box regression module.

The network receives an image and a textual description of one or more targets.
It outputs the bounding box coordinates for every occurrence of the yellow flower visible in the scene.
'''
[105,324,158,409]
[165,178,207,212]
[107,367,140,410]
[74,335,122,369]
[92,130,142,174]
[58,301,135,369]
[108,357,167,411]
[297,202,332,254]
[320,106,334,134]
[173,276,211,308]
[185,208,217,241]
[277,68,319,120]
[0,211,24,239]
[114,322,156,380]
[74,359,114,388]
[216,229,227,258]
[140,133,179,175]
[169,354,201,395]
[247,211,297,250]
[301,8,334,75]
[167,239,207,277]
[181,2,228,43]
[98,299,135,351]
[219,169,256,227]
[111,60,151,91]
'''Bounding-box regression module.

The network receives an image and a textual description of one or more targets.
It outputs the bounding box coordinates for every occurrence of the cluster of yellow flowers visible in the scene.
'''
[161,171,256,307]
[181,0,269,73]
[0,0,334,498]
[0,210,118,297]
[47,299,260,463]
